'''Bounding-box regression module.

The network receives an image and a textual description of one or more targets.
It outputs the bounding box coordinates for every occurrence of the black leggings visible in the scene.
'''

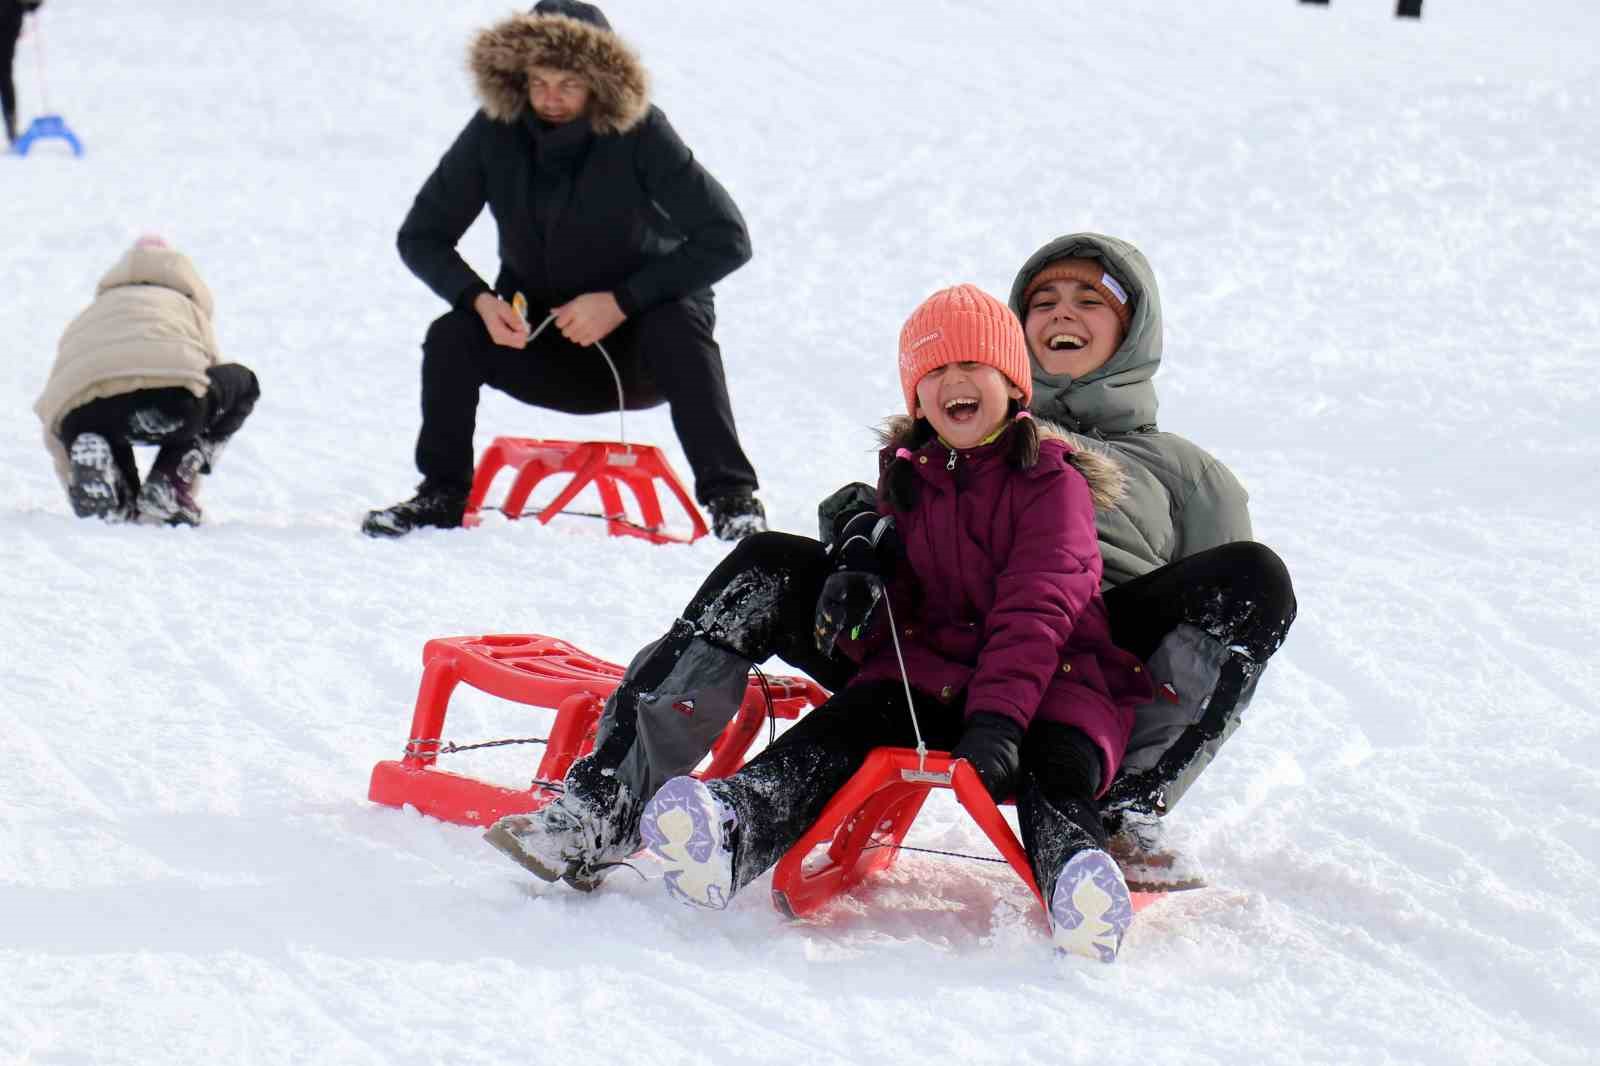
[58,363,260,492]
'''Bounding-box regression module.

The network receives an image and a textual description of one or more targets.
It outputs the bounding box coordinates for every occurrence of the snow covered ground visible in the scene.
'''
[3,1,1598,1062]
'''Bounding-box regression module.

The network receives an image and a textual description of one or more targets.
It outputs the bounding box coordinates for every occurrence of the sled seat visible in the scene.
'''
[368,633,827,828]
[770,747,1160,923]
[463,437,709,545]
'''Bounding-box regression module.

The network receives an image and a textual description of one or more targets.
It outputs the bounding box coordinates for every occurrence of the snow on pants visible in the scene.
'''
[56,363,261,495]
[413,297,758,505]
[1099,540,1298,815]
[586,532,857,806]
[587,534,1294,829]
[710,681,1108,899]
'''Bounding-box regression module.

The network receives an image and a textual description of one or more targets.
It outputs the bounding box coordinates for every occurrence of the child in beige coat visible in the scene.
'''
[34,236,259,525]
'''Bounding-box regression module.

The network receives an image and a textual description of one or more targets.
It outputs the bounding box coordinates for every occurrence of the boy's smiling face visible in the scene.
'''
[1024,273,1126,379]
[914,361,1024,449]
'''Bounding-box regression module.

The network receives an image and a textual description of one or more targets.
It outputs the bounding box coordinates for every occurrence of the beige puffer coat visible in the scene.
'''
[34,243,221,488]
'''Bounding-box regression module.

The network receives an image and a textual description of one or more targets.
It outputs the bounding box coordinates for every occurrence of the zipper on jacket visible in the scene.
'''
[946,447,958,471]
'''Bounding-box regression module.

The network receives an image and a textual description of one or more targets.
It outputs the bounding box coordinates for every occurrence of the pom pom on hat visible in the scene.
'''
[898,284,1032,418]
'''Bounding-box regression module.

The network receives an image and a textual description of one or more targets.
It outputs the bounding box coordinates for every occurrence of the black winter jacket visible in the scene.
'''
[397,105,750,317]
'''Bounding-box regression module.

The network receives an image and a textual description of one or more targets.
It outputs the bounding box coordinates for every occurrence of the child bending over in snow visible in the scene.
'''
[635,284,1154,962]
[33,236,259,526]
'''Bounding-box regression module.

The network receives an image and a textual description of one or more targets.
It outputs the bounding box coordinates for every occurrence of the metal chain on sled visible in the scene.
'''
[403,670,1001,866]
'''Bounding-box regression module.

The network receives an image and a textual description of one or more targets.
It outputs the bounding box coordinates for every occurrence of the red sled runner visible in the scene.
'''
[463,437,708,545]
[368,633,1162,922]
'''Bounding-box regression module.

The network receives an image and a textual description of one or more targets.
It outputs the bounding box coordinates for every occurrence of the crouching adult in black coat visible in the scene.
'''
[365,1,766,540]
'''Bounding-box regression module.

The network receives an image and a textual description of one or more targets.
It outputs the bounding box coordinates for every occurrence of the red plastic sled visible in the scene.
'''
[770,747,1161,922]
[367,633,828,828]
[463,437,709,545]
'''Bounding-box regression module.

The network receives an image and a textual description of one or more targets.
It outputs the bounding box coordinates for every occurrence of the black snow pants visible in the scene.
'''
[1096,540,1298,819]
[58,363,260,494]
[413,297,758,505]
[583,533,1294,835]
[2,4,22,143]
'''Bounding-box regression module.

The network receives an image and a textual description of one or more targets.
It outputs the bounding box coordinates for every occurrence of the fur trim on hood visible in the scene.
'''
[469,13,649,134]
[878,415,1126,510]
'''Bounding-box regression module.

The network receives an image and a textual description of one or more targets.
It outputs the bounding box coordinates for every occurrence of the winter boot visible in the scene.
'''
[640,775,739,910]
[361,482,468,538]
[1016,772,1133,962]
[66,433,132,520]
[1049,845,1136,963]
[482,754,642,890]
[1103,806,1207,892]
[706,491,767,542]
[137,439,210,526]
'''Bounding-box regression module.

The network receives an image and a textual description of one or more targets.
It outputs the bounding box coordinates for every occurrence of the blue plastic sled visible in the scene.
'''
[12,114,83,157]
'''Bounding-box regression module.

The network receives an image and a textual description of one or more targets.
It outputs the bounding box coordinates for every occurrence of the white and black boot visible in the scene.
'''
[138,439,209,526]
[66,433,132,521]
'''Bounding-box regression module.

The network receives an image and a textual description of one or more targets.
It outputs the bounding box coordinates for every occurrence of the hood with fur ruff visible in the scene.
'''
[468,12,649,134]
[879,415,1126,511]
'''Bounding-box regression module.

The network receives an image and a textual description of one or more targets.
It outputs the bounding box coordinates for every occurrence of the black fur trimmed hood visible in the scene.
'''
[468,12,649,134]
[878,415,1127,511]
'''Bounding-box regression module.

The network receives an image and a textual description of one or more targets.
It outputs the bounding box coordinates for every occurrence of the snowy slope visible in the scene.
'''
[2,1,1597,1063]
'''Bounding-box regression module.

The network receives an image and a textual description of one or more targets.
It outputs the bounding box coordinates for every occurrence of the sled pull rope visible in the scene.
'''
[528,312,630,451]
[749,663,779,747]
[26,10,51,113]
[880,593,929,773]
[405,735,549,757]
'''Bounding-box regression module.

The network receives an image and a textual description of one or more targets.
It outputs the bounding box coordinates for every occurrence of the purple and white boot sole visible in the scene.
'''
[640,776,736,910]
[1049,848,1135,963]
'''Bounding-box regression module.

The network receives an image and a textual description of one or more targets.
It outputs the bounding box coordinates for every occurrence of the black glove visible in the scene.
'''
[817,481,877,545]
[830,510,900,579]
[813,513,900,654]
[813,569,883,655]
[951,712,1026,800]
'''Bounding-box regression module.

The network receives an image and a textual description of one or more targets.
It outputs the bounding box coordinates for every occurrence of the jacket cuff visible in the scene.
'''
[613,286,641,319]
[453,281,492,314]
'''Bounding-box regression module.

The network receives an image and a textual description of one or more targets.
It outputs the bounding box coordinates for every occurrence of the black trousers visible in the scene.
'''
[414,297,758,505]
[1102,540,1295,663]
[2,6,21,142]
[58,363,260,493]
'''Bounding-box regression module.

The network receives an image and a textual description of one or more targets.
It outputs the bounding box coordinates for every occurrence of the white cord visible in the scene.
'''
[29,14,51,113]
[527,311,629,448]
[880,592,928,773]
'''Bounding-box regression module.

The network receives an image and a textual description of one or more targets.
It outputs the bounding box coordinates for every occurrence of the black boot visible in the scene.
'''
[66,433,134,521]
[138,439,212,526]
[706,491,767,541]
[361,481,468,538]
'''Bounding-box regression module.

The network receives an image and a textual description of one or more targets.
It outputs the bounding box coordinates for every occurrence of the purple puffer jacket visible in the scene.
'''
[849,419,1154,792]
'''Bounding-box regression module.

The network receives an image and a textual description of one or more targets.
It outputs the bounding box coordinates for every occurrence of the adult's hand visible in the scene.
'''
[553,292,626,347]
[474,292,529,349]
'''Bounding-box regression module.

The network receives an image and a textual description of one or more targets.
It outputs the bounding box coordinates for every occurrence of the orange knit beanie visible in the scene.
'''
[898,284,1032,418]
[1021,257,1133,330]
